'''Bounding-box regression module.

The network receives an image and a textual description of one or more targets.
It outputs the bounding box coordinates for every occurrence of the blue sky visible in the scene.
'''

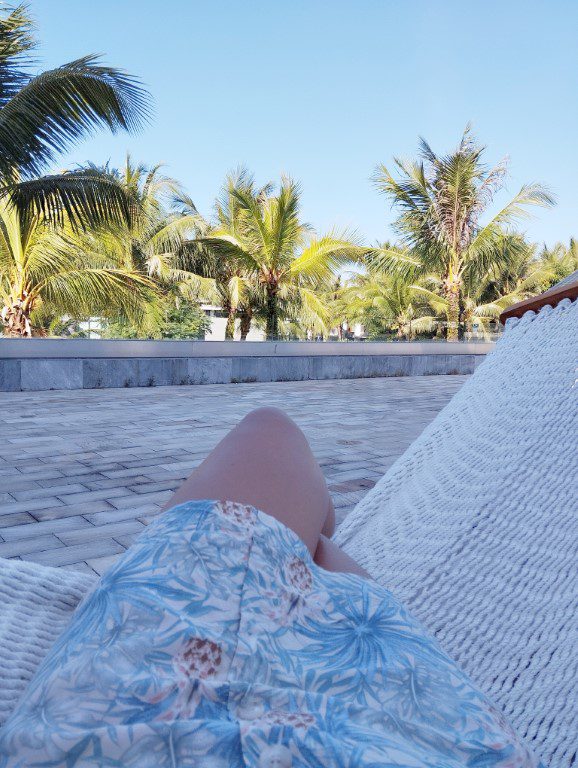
[33,0,577,247]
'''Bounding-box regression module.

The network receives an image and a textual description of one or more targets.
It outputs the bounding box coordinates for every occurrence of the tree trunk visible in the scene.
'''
[224,305,236,339]
[1,299,33,337]
[265,289,279,340]
[444,280,461,341]
[239,310,252,340]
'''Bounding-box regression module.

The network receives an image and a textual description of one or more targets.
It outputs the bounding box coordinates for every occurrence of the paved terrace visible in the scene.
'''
[0,376,466,574]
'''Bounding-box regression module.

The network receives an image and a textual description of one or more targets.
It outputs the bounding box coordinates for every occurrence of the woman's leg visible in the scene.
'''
[163,407,334,557]
[313,535,369,578]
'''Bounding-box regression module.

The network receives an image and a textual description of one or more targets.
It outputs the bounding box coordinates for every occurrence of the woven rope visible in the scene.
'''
[335,297,578,767]
[0,558,95,727]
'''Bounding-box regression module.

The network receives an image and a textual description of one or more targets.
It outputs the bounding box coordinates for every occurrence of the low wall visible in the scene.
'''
[0,339,493,392]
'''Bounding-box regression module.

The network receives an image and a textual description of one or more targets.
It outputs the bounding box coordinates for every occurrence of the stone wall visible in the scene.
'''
[0,340,491,391]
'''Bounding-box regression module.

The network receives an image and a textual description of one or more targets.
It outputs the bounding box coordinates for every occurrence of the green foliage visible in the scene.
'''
[333,249,436,340]
[46,317,90,338]
[0,193,158,336]
[0,3,149,239]
[195,169,364,339]
[103,300,209,340]
[158,302,210,339]
[373,126,554,339]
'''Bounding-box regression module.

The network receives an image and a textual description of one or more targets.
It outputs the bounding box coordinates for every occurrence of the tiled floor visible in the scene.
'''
[0,376,466,574]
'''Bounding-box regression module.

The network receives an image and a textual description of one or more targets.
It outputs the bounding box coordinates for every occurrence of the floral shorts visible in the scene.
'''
[0,500,540,767]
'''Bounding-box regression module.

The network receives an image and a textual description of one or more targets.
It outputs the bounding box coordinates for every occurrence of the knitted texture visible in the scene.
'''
[335,298,578,768]
[0,558,95,727]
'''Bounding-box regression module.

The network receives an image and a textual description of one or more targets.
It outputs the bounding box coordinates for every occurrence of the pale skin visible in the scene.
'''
[163,406,368,578]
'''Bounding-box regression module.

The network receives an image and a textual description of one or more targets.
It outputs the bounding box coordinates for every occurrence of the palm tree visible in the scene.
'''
[0,5,149,334]
[536,240,578,290]
[340,254,436,340]
[0,5,148,226]
[408,235,559,337]
[0,193,157,336]
[67,157,211,336]
[76,157,203,279]
[373,126,554,339]
[201,173,361,339]
[198,169,267,339]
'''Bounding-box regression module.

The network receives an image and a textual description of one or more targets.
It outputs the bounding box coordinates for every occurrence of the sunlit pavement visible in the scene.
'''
[0,375,466,575]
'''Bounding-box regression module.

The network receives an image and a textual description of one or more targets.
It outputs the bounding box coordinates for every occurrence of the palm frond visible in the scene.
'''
[0,3,35,106]
[475,183,555,237]
[0,55,150,177]
[292,286,328,332]
[34,267,157,325]
[148,213,204,256]
[173,273,218,303]
[289,234,360,280]
[411,284,449,314]
[4,169,135,229]
[365,245,420,279]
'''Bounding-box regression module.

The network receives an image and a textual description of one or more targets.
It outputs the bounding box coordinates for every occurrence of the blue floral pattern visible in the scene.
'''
[0,500,540,767]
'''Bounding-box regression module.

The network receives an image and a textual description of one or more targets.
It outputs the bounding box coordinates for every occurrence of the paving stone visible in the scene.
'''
[108,490,171,509]
[142,469,191,482]
[36,473,103,487]
[128,480,181,495]
[0,376,466,563]
[82,476,150,491]
[159,460,200,473]
[83,504,160,526]
[0,534,64,558]
[25,539,124,567]
[101,467,153,479]
[11,482,88,501]
[0,515,92,540]
[63,561,97,575]
[86,554,123,575]
[0,477,42,492]
[56,487,139,505]
[57,519,145,547]
[113,533,139,548]
[121,454,181,469]
[0,497,64,516]
[33,501,114,522]
[0,512,37,529]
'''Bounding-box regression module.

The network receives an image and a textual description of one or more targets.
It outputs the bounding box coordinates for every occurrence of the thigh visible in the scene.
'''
[163,407,333,556]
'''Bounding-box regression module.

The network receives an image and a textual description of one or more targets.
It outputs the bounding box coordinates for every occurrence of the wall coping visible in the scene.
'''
[0,338,494,359]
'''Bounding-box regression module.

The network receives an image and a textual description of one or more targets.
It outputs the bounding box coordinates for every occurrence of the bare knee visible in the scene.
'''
[240,407,302,439]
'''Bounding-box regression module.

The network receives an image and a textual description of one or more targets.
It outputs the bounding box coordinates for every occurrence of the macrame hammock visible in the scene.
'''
[336,276,578,768]
[0,278,576,767]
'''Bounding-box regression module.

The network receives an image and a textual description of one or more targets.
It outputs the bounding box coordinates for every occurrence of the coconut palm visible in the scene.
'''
[0,5,149,335]
[409,235,552,337]
[340,253,436,340]
[0,193,157,336]
[193,169,267,339]
[67,157,211,336]
[0,4,148,228]
[76,157,204,279]
[373,126,554,339]
[535,240,578,290]
[201,173,362,339]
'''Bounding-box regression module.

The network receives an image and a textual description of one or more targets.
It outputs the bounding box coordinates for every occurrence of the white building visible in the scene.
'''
[201,305,266,341]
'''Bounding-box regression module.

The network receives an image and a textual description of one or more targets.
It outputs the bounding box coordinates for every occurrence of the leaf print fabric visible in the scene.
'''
[0,500,542,767]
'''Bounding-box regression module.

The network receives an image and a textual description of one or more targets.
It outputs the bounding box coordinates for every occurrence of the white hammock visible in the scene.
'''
[0,558,94,727]
[336,296,578,767]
